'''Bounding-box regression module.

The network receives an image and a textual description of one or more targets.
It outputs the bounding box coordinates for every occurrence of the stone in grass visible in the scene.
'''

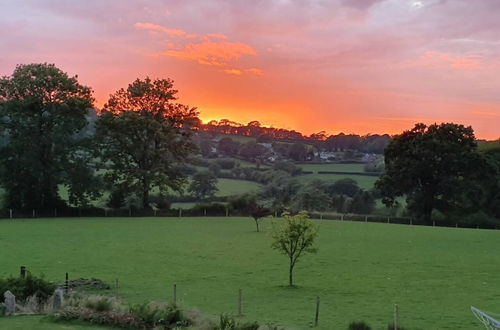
[53,288,64,310]
[3,290,16,316]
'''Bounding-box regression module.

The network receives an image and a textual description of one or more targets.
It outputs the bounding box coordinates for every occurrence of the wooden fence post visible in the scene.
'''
[238,288,243,316]
[9,209,12,219]
[394,304,399,330]
[65,272,69,294]
[314,296,320,327]
[179,209,182,218]
[32,209,35,218]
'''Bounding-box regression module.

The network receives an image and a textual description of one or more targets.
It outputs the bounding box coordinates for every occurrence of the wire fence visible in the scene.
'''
[0,207,497,230]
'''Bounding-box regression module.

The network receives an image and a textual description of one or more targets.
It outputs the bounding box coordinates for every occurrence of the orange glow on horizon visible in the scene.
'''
[2,1,498,140]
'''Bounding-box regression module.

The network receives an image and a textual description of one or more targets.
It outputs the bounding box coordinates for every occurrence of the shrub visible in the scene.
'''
[130,301,189,328]
[66,294,123,313]
[0,274,56,304]
[218,314,259,330]
[192,202,228,215]
[348,321,372,330]
[216,159,236,170]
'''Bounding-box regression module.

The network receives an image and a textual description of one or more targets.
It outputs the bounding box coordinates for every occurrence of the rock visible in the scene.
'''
[3,290,16,316]
[53,288,64,310]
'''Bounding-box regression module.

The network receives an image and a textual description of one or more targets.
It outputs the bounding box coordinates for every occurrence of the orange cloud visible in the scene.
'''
[134,22,188,37]
[224,68,243,75]
[164,41,257,66]
[204,33,228,40]
[246,67,263,75]
[222,68,264,76]
[420,51,481,69]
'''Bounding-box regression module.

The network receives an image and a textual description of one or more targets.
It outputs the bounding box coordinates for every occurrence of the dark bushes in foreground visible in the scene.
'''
[52,294,270,329]
[348,321,372,329]
[0,274,56,304]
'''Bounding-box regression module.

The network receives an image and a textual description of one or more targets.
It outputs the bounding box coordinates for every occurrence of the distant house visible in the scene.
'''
[315,151,337,161]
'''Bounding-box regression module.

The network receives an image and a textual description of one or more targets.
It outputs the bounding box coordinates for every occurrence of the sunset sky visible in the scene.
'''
[1,0,499,139]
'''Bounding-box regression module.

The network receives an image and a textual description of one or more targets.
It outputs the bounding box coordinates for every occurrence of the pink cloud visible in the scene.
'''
[164,41,257,66]
[420,51,481,70]
[134,22,188,37]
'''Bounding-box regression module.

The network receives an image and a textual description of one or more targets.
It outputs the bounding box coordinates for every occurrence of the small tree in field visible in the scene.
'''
[248,204,271,232]
[271,211,318,286]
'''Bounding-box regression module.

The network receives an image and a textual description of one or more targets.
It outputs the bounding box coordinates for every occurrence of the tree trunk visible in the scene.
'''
[142,176,149,209]
[289,261,294,286]
[255,219,259,232]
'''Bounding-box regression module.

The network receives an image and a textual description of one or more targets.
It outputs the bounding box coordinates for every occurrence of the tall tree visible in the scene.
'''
[376,123,486,223]
[96,77,198,208]
[0,63,96,209]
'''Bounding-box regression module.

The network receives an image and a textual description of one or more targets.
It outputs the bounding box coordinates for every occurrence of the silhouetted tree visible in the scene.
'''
[96,77,198,208]
[376,123,486,223]
[0,63,98,209]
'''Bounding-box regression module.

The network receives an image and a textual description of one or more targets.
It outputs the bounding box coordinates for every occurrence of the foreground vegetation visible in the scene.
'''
[1,217,498,329]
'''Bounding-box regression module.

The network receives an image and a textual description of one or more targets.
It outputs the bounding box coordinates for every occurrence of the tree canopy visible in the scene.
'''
[96,77,198,208]
[0,63,97,209]
[271,211,318,286]
[376,123,489,223]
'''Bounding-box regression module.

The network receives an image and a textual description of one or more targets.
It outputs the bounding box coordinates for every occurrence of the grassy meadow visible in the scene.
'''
[298,163,366,173]
[297,173,378,190]
[1,217,498,329]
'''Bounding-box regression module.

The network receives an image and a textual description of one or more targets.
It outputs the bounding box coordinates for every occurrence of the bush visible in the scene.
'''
[192,202,228,216]
[0,274,56,304]
[348,321,372,330]
[218,314,259,330]
[130,301,189,328]
[66,294,123,312]
[56,295,191,329]
[215,159,236,170]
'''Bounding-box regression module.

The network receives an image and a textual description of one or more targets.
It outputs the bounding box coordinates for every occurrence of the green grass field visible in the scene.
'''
[298,163,366,173]
[1,217,498,329]
[216,178,260,196]
[297,173,378,190]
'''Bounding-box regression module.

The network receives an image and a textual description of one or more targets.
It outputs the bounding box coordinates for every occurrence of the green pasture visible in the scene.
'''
[298,163,366,173]
[297,173,378,190]
[1,217,498,329]
[215,178,260,196]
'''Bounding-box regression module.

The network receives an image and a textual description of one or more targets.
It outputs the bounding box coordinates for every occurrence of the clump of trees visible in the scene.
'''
[0,64,199,211]
[0,63,100,209]
[376,123,499,224]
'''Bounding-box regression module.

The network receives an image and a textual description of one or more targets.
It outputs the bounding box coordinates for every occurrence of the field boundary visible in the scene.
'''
[0,209,497,230]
